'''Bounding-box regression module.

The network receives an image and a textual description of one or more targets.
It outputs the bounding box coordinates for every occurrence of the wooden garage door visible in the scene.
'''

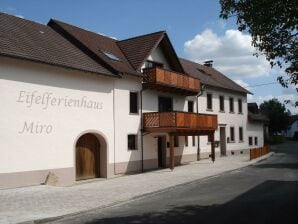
[76,133,100,180]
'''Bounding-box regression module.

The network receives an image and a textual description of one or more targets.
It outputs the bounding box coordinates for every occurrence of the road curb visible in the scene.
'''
[19,152,274,224]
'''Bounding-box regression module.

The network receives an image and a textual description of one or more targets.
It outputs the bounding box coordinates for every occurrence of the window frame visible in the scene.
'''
[129,91,139,114]
[144,60,164,68]
[249,136,253,146]
[128,134,138,150]
[254,136,258,146]
[230,126,235,142]
[188,100,194,113]
[219,95,225,112]
[238,98,243,114]
[229,97,234,113]
[206,93,213,110]
[239,127,243,142]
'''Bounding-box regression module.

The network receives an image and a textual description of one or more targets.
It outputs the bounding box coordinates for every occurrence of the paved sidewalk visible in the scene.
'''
[0,153,272,224]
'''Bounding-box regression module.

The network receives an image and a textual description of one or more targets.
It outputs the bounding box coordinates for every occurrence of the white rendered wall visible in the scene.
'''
[0,56,115,173]
[197,87,248,153]
[247,121,264,148]
[141,45,172,70]
[113,75,142,163]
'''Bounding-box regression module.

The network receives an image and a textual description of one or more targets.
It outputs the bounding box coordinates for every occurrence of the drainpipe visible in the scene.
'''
[113,79,116,176]
[140,87,144,172]
[196,84,205,161]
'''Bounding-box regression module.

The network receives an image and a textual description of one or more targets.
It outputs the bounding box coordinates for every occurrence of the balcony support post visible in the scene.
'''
[169,134,175,170]
[210,132,215,162]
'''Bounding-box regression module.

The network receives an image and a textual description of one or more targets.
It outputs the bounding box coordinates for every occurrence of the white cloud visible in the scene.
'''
[97,32,117,40]
[15,14,24,19]
[184,29,272,79]
[234,79,251,90]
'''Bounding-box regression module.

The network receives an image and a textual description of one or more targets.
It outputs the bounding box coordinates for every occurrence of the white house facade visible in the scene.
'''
[0,13,265,189]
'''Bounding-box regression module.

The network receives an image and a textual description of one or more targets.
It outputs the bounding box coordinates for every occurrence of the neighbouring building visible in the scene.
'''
[0,13,264,189]
[284,115,298,139]
[247,103,269,148]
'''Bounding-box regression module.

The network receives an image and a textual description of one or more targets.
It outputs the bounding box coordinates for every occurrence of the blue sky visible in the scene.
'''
[0,0,297,113]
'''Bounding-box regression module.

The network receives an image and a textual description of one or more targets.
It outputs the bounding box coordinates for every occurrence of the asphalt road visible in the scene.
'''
[48,141,298,224]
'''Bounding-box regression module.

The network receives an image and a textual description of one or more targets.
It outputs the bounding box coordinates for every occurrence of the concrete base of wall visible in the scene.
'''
[0,167,74,189]
[0,149,250,189]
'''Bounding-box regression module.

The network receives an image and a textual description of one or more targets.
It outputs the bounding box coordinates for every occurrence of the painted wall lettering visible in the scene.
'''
[17,90,103,110]
[18,121,53,134]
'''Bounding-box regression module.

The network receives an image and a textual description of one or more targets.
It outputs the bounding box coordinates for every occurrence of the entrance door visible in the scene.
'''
[220,127,227,156]
[158,96,173,112]
[157,136,166,168]
[76,133,100,180]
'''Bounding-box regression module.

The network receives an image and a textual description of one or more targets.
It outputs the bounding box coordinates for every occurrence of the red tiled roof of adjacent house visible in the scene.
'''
[179,58,251,94]
[0,12,115,77]
[248,111,269,123]
[0,13,253,95]
[48,19,141,77]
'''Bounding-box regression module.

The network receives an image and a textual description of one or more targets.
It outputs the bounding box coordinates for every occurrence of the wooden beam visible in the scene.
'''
[169,134,175,170]
[210,132,215,162]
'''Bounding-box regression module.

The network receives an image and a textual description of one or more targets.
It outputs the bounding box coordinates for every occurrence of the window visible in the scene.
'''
[207,93,212,110]
[158,96,172,112]
[188,101,194,112]
[208,134,212,143]
[102,51,121,61]
[238,99,243,113]
[192,136,196,146]
[229,97,234,113]
[129,92,138,114]
[144,60,163,68]
[254,137,258,146]
[128,134,137,150]
[174,136,179,147]
[219,95,225,112]
[230,127,235,142]
[249,137,253,146]
[185,136,188,147]
[239,127,243,142]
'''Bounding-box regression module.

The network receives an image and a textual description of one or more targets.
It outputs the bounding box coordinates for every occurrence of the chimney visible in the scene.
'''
[204,60,213,67]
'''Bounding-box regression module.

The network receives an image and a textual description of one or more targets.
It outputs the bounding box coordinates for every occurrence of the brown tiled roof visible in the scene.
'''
[179,58,251,94]
[118,32,185,73]
[248,111,269,123]
[48,19,141,76]
[0,13,115,77]
[117,31,165,70]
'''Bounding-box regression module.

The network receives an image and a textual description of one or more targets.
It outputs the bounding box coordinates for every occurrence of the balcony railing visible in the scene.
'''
[143,111,218,131]
[142,67,200,96]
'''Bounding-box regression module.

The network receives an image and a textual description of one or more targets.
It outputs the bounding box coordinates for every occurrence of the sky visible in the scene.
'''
[0,0,297,114]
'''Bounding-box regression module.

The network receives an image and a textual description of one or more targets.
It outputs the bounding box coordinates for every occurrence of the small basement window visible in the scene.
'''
[128,134,137,150]
[102,51,121,61]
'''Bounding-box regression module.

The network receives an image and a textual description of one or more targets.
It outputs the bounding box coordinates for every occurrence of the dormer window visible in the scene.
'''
[102,51,121,61]
[145,60,163,68]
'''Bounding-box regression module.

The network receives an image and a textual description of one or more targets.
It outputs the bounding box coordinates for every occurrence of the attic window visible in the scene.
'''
[102,51,121,61]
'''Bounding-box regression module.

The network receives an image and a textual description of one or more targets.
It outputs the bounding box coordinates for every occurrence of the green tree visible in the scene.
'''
[259,98,291,135]
[219,0,298,98]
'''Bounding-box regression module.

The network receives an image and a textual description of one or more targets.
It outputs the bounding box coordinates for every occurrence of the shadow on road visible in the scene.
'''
[87,180,298,224]
[254,163,298,170]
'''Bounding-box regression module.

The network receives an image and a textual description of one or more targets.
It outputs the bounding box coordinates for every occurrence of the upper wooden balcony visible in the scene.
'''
[142,67,200,96]
[143,111,218,134]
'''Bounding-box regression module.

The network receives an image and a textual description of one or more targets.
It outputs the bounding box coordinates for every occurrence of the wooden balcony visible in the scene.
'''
[143,111,218,134]
[142,67,200,96]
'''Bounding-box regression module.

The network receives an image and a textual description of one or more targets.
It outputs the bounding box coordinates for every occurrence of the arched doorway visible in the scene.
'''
[75,133,100,180]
